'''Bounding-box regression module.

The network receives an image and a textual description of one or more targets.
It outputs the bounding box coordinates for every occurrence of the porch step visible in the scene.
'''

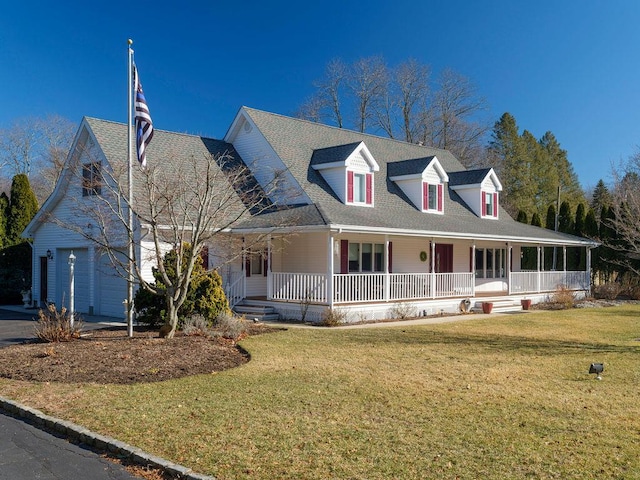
[471,299,523,314]
[233,302,280,322]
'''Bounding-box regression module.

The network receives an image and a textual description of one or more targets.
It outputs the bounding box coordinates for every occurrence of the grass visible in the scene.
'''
[2,305,640,479]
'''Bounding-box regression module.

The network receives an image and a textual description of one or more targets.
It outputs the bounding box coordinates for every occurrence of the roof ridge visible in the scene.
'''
[241,106,456,154]
[84,116,223,142]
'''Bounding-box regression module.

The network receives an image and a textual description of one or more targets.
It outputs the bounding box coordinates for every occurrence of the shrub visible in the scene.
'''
[389,302,418,320]
[593,282,621,300]
[548,285,576,309]
[321,308,346,327]
[134,245,230,328]
[213,312,249,341]
[182,314,211,337]
[34,304,83,342]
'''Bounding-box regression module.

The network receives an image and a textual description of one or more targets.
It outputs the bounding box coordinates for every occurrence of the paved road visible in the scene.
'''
[0,412,139,480]
[0,308,141,479]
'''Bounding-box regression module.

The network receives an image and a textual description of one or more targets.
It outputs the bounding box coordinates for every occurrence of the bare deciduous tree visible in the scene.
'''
[606,154,640,276]
[58,141,290,339]
[350,56,388,133]
[0,115,76,201]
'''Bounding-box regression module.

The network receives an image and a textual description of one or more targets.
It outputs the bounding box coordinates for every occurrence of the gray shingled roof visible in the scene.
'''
[387,156,437,178]
[448,168,492,186]
[84,117,266,222]
[311,142,362,166]
[235,108,595,246]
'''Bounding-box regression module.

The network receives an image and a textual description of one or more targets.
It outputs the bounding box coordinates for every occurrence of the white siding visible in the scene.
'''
[96,251,127,318]
[455,187,482,218]
[482,176,497,192]
[230,114,310,205]
[275,234,327,273]
[318,166,347,203]
[394,179,422,211]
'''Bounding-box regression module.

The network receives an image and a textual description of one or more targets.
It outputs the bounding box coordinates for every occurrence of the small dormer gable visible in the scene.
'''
[449,168,503,219]
[311,141,379,206]
[388,156,448,213]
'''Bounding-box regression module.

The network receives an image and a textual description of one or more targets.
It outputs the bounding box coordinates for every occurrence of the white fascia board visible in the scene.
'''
[347,142,380,172]
[426,156,449,182]
[450,183,482,191]
[223,106,251,143]
[487,168,503,191]
[230,222,598,247]
[22,118,96,238]
[388,173,422,182]
[312,161,347,171]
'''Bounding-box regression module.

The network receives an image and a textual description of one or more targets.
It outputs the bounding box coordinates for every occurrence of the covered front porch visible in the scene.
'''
[224,231,592,309]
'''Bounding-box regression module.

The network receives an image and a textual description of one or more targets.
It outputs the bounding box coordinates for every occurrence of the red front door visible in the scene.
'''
[434,244,453,273]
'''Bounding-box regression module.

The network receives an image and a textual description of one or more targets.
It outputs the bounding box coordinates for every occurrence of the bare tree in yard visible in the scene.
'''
[61,142,288,339]
[426,69,489,167]
[606,154,640,276]
[298,58,488,167]
[350,56,388,133]
[0,115,76,201]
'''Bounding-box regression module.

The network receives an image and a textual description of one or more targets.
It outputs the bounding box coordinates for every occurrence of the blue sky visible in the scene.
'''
[1,1,638,190]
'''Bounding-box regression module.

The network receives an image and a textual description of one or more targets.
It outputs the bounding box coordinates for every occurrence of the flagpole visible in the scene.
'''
[127,39,134,338]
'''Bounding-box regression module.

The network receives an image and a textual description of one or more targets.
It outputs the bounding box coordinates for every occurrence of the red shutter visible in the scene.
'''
[365,173,372,204]
[470,247,473,272]
[481,191,486,217]
[388,241,393,273]
[245,256,251,277]
[263,255,268,277]
[493,192,498,217]
[437,184,443,212]
[347,171,354,203]
[340,240,349,273]
[423,182,428,210]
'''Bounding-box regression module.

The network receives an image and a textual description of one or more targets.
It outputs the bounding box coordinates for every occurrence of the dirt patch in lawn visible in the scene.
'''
[0,324,277,384]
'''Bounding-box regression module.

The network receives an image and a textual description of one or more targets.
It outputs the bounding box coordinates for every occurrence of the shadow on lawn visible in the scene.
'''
[346,328,640,356]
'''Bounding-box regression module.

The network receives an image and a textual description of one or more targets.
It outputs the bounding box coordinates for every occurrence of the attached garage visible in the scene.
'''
[96,252,127,318]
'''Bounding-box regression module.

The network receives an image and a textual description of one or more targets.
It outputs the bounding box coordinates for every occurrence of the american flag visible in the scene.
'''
[133,65,153,168]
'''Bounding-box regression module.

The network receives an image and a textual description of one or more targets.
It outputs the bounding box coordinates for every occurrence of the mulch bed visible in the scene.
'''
[0,325,276,384]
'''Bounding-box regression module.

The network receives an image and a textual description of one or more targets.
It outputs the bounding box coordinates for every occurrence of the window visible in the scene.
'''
[475,248,506,279]
[250,252,263,275]
[423,182,443,213]
[348,242,385,272]
[82,162,102,196]
[347,171,372,205]
[483,191,498,217]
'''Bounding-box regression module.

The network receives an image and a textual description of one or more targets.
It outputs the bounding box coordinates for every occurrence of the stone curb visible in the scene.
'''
[0,396,216,480]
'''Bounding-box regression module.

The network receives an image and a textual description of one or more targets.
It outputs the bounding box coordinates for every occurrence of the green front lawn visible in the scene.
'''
[2,305,640,479]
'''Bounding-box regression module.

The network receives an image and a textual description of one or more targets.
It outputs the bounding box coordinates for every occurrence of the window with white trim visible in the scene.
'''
[475,248,506,279]
[423,182,443,213]
[347,171,373,205]
[348,242,385,272]
[483,191,498,218]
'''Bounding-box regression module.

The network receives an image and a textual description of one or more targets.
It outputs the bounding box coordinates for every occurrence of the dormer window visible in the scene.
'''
[348,171,372,205]
[423,182,443,213]
[312,141,379,207]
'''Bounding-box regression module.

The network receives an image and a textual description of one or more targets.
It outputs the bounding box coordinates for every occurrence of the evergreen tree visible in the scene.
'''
[558,201,574,233]
[0,192,8,248]
[572,203,587,270]
[6,174,38,245]
[584,208,599,280]
[590,179,611,221]
[531,212,542,227]
[539,132,585,208]
[545,204,556,230]
[516,210,528,223]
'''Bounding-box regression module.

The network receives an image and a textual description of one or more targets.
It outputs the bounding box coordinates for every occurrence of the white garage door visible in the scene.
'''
[96,252,127,318]
[56,249,89,313]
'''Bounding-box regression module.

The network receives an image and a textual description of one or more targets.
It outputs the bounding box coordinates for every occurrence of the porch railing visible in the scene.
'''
[271,272,328,303]
[224,271,244,308]
[510,271,590,294]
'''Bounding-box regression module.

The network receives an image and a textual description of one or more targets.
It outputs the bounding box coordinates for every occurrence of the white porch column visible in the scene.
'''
[267,235,272,300]
[431,240,436,299]
[242,237,247,301]
[384,235,390,302]
[537,245,542,293]
[586,246,592,295]
[471,243,476,296]
[562,245,567,285]
[506,243,511,295]
[327,232,334,307]
[88,245,95,315]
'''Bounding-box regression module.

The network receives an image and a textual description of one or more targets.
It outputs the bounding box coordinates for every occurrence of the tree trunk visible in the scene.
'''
[165,296,179,339]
